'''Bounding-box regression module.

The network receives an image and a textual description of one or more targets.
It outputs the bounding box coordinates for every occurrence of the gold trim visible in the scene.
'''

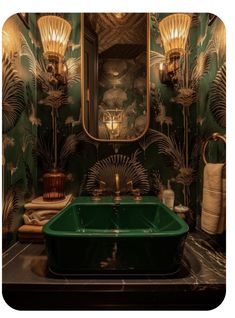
[202,133,226,165]
[81,13,150,143]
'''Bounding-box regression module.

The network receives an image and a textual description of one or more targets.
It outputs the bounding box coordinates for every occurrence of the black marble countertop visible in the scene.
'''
[2,231,226,310]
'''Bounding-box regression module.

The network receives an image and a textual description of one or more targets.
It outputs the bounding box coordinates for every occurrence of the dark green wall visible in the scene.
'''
[2,13,226,250]
[2,14,39,249]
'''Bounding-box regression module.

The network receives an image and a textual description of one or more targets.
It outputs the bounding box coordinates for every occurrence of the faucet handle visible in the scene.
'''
[92,189,102,201]
[99,180,106,192]
[113,190,122,202]
[126,181,142,201]
[132,188,142,201]
[91,181,106,201]
[126,180,133,193]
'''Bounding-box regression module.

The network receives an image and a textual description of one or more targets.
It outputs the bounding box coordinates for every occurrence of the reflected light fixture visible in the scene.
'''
[159,14,191,85]
[37,15,72,80]
[103,109,123,138]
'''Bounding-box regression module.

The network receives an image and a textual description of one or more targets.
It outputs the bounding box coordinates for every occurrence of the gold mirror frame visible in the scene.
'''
[81,13,150,143]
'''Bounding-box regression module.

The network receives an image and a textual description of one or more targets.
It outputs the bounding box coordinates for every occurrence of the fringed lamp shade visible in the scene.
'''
[159,14,191,60]
[37,15,72,59]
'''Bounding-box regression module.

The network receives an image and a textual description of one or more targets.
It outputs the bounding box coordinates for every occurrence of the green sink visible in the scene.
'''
[43,196,189,275]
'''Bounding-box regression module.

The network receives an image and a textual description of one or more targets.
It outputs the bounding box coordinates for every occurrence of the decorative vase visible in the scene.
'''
[43,169,66,201]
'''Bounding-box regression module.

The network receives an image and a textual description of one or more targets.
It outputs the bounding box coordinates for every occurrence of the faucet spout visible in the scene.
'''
[114,173,121,201]
[115,173,120,192]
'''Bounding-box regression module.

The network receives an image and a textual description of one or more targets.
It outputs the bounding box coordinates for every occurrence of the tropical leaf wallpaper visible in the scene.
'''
[2,13,226,250]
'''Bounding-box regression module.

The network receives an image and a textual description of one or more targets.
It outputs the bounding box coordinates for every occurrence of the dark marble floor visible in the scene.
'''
[2,230,226,310]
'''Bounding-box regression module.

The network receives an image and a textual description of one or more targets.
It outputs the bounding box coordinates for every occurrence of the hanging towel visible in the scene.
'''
[201,163,226,234]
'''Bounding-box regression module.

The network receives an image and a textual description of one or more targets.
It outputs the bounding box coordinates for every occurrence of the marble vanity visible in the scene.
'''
[2,230,225,310]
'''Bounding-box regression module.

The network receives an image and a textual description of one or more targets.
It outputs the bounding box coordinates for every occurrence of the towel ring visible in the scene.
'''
[202,133,226,165]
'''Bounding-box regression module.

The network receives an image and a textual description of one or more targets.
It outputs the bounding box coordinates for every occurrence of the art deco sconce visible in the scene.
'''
[37,15,72,200]
[158,14,191,85]
[37,15,72,85]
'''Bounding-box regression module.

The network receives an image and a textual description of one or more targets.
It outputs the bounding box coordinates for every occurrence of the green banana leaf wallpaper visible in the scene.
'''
[2,13,226,250]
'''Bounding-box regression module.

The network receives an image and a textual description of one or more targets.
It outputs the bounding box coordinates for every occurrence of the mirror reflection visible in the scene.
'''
[82,13,149,141]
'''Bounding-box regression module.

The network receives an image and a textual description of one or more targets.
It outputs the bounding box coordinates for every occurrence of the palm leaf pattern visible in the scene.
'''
[139,128,161,153]
[21,34,81,92]
[38,90,72,109]
[86,154,150,194]
[3,180,23,234]
[144,129,184,170]
[191,51,211,87]
[21,34,51,92]
[150,51,165,67]
[33,133,79,170]
[207,19,226,65]
[2,53,25,133]
[59,134,79,169]
[66,57,81,87]
[209,63,226,129]
[77,131,101,155]
[32,134,54,171]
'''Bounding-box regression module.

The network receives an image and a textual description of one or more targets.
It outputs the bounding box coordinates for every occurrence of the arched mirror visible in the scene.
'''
[81,13,150,141]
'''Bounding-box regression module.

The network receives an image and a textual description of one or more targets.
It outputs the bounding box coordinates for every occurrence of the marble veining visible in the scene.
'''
[2,231,225,292]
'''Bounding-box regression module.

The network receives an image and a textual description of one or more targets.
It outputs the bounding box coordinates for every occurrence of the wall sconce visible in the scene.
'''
[103,109,123,138]
[37,15,72,200]
[37,15,72,85]
[159,14,191,86]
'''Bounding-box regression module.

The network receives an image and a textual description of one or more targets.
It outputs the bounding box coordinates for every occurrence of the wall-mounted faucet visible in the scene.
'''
[91,175,142,202]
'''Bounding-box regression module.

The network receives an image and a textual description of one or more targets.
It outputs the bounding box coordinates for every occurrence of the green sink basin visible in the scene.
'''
[43,196,189,275]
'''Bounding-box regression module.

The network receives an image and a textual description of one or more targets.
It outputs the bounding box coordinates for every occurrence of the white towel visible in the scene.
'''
[23,210,59,226]
[201,163,226,234]
[24,194,73,210]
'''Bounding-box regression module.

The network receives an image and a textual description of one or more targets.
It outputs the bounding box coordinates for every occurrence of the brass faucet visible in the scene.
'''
[92,180,106,201]
[113,173,122,201]
[126,180,142,201]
